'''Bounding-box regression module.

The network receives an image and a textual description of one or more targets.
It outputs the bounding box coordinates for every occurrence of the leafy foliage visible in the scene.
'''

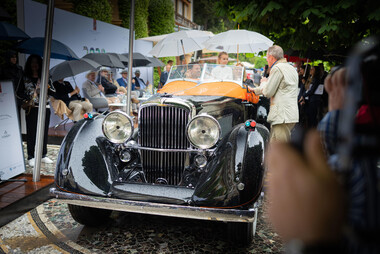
[215,0,380,62]
[0,0,18,66]
[2,0,17,22]
[153,56,176,88]
[148,0,175,36]
[118,0,149,39]
[71,0,112,23]
[234,53,267,69]
[193,0,234,33]
[254,56,268,69]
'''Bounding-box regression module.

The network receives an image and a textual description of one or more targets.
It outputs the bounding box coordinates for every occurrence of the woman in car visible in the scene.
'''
[211,52,233,80]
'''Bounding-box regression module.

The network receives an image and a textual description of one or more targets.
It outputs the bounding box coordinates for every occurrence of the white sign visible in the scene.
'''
[0,80,26,180]
[315,84,324,95]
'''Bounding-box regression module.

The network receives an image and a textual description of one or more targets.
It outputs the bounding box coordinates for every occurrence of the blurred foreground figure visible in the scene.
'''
[267,38,380,254]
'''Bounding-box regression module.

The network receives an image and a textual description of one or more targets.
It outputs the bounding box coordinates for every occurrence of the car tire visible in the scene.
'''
[227,222,254,245]
[68,204,112,227]
[227,208,258,245]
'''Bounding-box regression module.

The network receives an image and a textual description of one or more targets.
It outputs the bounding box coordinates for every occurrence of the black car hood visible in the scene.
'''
[142,94,240,114]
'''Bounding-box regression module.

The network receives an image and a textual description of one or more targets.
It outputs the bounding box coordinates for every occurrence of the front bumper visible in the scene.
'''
[50,188,257,223]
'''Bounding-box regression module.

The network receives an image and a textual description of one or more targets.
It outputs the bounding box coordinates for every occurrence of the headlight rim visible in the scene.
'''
[186,114,221,149]
[102,110,134,144]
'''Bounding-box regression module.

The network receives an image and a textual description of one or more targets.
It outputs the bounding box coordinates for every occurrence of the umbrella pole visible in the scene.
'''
[237,24,239,62]
[73,76,78,88]
[180,39,188,74]
[237,44,239,62]
[33,0,54,182]
[126,0,135,115]
[180,39,186,57]
[303,59,309,78]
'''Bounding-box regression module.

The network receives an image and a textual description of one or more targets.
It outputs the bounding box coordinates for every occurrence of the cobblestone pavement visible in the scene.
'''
[0,143,284,253]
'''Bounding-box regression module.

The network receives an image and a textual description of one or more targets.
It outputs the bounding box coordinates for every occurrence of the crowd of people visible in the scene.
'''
[0,51,148,167]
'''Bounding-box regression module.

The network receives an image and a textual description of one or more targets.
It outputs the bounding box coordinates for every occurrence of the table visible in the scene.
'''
[108,102,127,112]
[108,103,127,107]
[138,96,151,103]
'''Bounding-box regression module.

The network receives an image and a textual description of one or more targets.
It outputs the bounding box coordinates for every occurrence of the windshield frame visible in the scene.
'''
[167,63,244,86]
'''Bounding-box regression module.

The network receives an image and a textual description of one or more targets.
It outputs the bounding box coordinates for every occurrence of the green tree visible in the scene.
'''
[148,0,175,36]
[193,0,234,33]
[71,0,112,23]
[254,56,267,69]
[215,0,380,62]
[0,0,17,66]
[152,56,176,89]
[118,0,149,39]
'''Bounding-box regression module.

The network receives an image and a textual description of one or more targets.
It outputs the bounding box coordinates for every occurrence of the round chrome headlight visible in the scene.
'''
[102,111,134,143]
[119,149,132,162]
[187,114,221,149]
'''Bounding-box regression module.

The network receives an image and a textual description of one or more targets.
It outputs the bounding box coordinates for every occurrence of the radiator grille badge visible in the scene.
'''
[155,178,168,185]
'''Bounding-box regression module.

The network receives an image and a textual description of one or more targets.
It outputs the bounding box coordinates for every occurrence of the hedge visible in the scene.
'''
[118,0,149,39]
[148,0,175,36]
[71,0,112,23]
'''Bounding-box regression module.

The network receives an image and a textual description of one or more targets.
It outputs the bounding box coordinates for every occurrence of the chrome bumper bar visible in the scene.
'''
[50,188,256,223]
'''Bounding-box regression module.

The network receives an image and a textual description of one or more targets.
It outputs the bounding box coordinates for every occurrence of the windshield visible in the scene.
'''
[168,63,244,85]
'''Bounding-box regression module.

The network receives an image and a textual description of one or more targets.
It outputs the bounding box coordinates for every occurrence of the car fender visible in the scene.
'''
[192,123,269,207]
[55,116,119,196]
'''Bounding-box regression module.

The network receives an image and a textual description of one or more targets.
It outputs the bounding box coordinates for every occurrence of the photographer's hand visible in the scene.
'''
[266,130,346,245]
[325,67,347,111]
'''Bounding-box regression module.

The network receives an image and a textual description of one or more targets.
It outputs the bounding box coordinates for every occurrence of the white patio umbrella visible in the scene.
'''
[202,29,273,59]
[149,30,213,57]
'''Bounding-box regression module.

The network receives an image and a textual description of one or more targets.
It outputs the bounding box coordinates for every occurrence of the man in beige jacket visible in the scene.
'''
[251,45,299,141]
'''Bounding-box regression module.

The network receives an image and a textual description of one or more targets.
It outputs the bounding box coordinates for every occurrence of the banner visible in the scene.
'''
[0,80,25,180]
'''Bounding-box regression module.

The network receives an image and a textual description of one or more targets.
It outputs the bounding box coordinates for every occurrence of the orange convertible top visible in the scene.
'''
[159,80,259,104]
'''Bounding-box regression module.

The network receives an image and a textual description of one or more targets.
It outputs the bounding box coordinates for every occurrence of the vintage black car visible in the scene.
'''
[50,64,269,244]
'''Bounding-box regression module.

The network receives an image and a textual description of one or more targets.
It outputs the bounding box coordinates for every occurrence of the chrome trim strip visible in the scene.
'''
[50,188,256,223]
[159,97,196,118]
[128,144,214,153]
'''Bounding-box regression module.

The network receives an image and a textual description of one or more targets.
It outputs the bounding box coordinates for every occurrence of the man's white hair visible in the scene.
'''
[267,45,284,60]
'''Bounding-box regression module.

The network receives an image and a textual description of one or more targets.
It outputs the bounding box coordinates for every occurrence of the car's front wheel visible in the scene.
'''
[227,208,258,245]
[68,204,112,227]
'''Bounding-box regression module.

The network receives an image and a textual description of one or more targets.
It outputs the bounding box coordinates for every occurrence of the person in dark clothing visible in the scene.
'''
[96,67,117,96]
[159,64,171,89]
[300,65,324,128]
[319,63,329,118]
[23,54,55,167]
[133,69,149,90]
[263,64,269,78]
[53,79,92,122]
[297,65,310,128]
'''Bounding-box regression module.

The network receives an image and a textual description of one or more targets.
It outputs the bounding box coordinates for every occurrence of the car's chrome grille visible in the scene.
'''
[139,105,190,185]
